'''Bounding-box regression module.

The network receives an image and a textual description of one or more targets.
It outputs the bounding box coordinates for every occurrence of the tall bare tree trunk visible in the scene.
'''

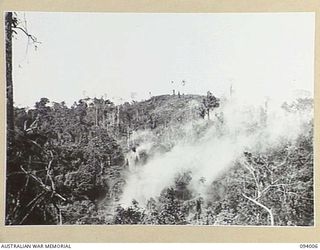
[102,110,106,128]
[5,12,14,147]
[117,106,120,127]
[95,106,98,126]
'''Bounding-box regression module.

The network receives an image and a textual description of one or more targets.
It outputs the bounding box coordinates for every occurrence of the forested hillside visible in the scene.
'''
[6,91,313,226]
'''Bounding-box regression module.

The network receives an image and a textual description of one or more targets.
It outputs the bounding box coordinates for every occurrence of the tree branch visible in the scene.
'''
[45,150,54,185]
[13,26,41,44]
[19,194,46,225]
[241,159,261,197]
[20,165,66,201]
[242,193,274,226]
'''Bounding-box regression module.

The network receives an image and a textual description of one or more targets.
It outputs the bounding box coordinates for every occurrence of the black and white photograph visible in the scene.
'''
[5,12,315,226]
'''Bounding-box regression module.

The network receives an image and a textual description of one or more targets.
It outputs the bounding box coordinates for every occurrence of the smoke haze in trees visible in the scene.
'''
[120,93,313,206]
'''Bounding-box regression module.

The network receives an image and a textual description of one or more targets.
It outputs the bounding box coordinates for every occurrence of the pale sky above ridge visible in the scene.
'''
[12,12,315,108]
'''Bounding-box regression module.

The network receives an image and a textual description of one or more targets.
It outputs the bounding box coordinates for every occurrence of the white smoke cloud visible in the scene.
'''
[119,94,313,206]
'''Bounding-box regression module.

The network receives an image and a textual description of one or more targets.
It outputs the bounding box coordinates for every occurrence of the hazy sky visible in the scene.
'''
[13,12,315,107]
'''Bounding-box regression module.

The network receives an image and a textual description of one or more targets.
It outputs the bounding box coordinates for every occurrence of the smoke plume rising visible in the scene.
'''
[120,93,313,206]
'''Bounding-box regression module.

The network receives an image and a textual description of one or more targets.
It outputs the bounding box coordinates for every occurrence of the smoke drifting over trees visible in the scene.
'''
[6,90,313,226]
[5,12,314,226]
